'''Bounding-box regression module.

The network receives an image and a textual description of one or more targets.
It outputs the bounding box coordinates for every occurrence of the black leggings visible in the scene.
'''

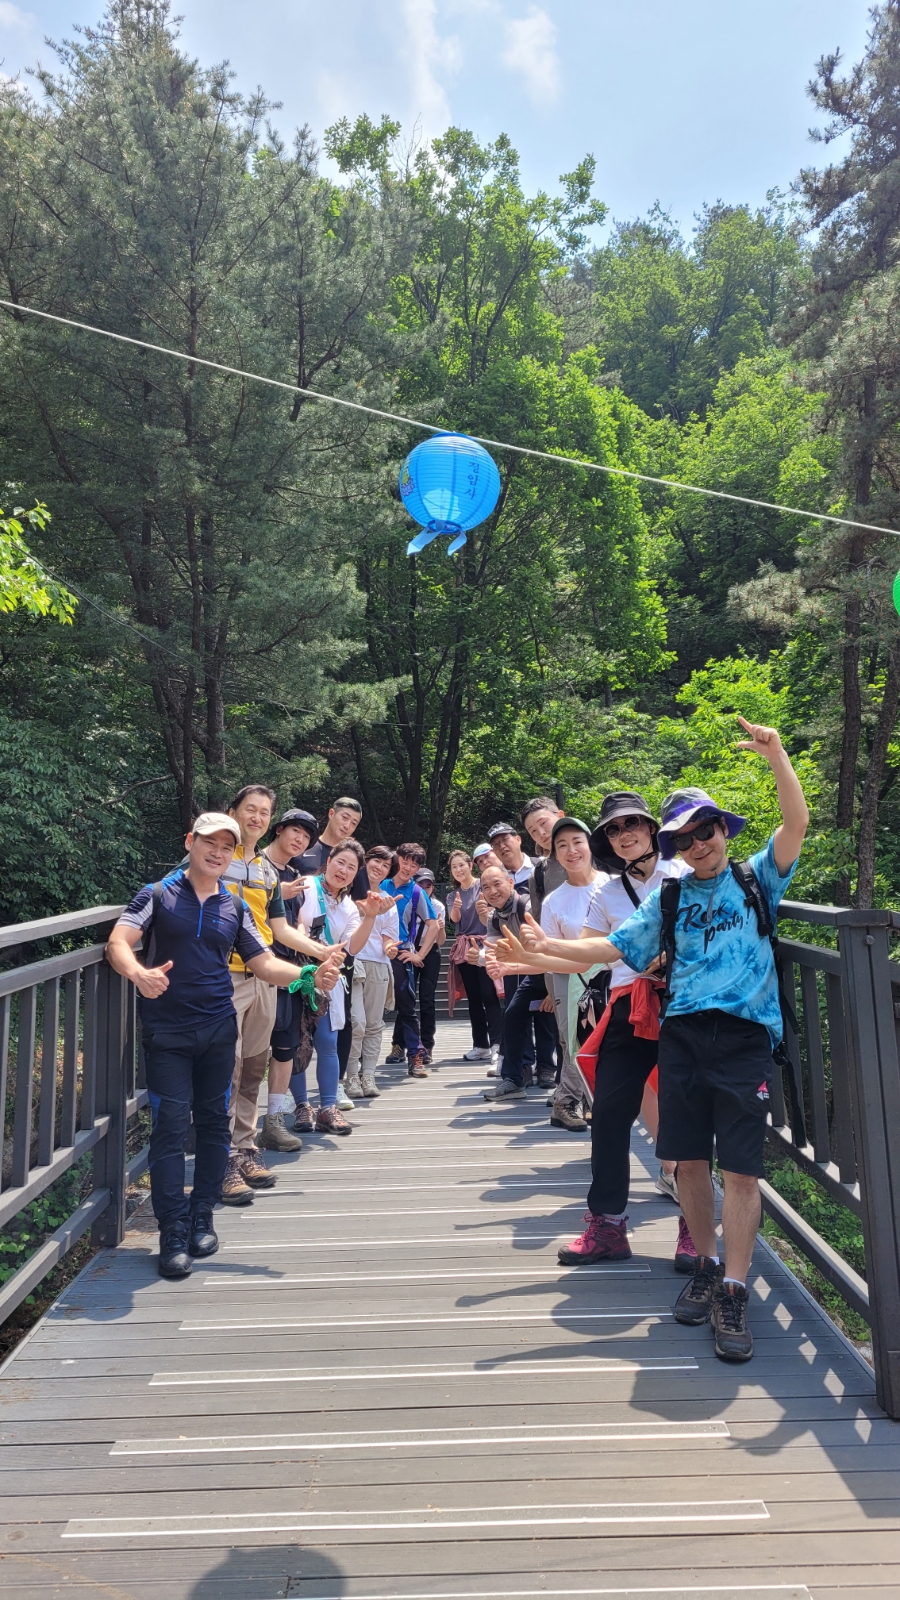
[459,960,503,1049]
[586,994,659,1218]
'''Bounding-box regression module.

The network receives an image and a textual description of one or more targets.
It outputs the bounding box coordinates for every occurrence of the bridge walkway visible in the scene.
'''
[0,1020,896,1600]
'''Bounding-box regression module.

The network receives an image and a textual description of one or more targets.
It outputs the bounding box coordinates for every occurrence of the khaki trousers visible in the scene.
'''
[229,972,277,1152]
[350,960,391,1077]
[549,972,590,1108]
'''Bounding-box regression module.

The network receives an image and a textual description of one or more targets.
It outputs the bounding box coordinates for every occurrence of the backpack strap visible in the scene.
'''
[620,871,641,909]
[658,877,682,1018]
[729,859,775,939]
[534,859,546,901]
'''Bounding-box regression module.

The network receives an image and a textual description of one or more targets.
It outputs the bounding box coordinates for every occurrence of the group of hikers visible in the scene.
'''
[105,712,809,1365]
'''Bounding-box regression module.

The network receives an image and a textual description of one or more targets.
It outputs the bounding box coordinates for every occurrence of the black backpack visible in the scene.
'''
[658,860,805,1143]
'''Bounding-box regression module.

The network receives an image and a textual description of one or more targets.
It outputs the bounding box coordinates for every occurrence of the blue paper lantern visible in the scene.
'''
[399,432,501,556]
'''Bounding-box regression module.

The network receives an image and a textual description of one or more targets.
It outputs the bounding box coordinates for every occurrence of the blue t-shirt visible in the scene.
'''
[117,868,266,1031]
[381,877,436,945]
[608,837,797,1049]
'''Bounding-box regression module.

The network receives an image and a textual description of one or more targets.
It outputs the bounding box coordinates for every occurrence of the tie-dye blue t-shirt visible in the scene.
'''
[607,836,798,1049]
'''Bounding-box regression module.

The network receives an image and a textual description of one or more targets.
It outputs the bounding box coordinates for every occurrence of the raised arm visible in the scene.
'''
[736,717,809,876]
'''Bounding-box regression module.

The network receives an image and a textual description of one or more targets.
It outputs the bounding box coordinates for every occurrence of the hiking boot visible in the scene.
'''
[711,1282,754,1362]
[158,1224,193,1279]
[550,1098,588,1132]
[537,1068,557,1089]
[239,1148,276,1188]
[558,1212,631,1265]
[673,1256,724,1325]
[673,1213,698,1274]
[257,1111,302,1153]
[385,1046,406,1065]
[335,1082,355,1111]
[361,1073,380,1096]
[657,1167,679,1203]
[421,1049,433,1066]
[408,1051,429,1078]
[188,1209,218,1259]
[293,1102,315,1133]
[315,1105,353,1135]
[344,1075,364,1099]
[483,1078,527,1101]
[220,1155,254,1206]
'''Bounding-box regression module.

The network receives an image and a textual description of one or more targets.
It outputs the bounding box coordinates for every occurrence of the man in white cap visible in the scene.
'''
[106,814,341,1281]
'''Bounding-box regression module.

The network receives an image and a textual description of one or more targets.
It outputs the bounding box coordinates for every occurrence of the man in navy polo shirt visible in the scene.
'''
[107,813,340,1280]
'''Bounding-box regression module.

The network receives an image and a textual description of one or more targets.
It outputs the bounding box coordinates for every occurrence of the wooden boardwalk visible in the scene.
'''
[0,1019,897,1600]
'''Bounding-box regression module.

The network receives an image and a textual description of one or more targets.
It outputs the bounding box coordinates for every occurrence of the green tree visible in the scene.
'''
[592,200,801,421]
[0,501,74,622]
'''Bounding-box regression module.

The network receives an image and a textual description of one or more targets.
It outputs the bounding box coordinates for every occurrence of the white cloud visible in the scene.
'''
[399,0,460,140]
[0,2,35,31]
[502,5,560,107]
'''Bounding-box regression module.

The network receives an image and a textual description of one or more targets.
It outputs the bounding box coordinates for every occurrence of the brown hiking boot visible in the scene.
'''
[257,1111,302,1152]
[550,1098,588,1132]
[293,1101,315,1133]
[238,1147,276,1188]
[315,1105,353,1136]
[220,1155,254,1206]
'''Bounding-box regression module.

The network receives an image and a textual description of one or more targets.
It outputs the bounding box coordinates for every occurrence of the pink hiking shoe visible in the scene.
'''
[558,1212,631,1265]
[674,1213,699,1275]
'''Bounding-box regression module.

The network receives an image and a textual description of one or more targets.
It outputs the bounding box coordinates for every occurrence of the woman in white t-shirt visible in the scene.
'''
[345,846,401,1099]
[494,792,698,1272]
[289,841,384,1135]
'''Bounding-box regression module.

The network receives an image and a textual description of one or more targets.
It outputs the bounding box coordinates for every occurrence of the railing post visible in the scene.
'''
[90,961,128,1249]
[841,917,900,1418]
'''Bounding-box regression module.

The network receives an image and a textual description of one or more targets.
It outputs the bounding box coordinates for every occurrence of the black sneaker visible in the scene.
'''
[189,1209,218,1259]
[158,1225,192,1279]
[673,1256,723,1325]
[711,1282,754,1361]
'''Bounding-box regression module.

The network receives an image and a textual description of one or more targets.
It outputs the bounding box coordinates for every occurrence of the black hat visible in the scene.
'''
[487,821,519,840]
[589,792,657,862]
[415,867,436,885]
[273,808,319,846]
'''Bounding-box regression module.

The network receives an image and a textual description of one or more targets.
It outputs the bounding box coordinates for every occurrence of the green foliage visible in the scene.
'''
[0,1160,88,1286]
[0,502,75,623]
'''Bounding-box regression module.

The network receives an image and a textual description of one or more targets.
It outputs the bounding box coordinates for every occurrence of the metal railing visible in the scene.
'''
[766,901,900,1416]
[2,898,900,1416]
[0,904,146,1324]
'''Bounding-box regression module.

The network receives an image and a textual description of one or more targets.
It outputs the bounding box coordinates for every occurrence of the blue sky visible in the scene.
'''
[0,0,875,238]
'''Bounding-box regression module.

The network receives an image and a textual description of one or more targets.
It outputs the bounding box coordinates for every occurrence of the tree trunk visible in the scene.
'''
[855,634,900,907]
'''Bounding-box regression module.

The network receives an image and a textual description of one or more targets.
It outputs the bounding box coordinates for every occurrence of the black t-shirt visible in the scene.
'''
[293,838,368,901]
[264,854,305,963]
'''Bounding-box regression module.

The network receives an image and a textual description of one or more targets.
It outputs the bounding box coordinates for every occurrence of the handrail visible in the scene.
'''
[0,912,146,1327]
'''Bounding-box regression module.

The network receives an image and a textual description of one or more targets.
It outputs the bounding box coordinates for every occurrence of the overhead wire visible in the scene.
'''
[1,296,898,540]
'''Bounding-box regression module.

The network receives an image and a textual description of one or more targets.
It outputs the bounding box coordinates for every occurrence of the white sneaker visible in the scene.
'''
[335,1084,354,1111]
[361,1073,380,1097]
[656,1167,679,1203]
[344,1076,364,1099]
[463,1046,493,1062]
[490,1044,500,1062]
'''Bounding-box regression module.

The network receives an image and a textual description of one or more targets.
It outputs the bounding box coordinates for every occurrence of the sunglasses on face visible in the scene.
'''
[604,815,646,839]
[670,817,722,853]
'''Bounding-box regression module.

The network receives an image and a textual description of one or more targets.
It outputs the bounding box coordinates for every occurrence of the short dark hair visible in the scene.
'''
[230,783,277,812]
[331,796,362,815]
[328,838,365,865]
[396,841,427,867]
[365,845,393,863]
[522,796,559,821]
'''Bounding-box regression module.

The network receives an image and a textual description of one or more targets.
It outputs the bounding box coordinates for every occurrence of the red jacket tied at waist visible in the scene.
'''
[575,977,663,1096]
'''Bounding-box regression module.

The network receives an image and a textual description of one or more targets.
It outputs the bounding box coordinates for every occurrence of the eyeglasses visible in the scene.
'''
[669,817,722,853]
[604,815,646,839]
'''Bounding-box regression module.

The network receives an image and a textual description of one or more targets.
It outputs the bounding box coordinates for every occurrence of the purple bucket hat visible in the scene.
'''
[658,786,746,860]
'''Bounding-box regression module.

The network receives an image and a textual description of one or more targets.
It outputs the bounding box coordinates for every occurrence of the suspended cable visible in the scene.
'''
[1,296,897,539]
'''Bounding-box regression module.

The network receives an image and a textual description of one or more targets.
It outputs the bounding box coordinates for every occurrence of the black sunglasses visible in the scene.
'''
[604,815,647,839]
[669,817,722,853]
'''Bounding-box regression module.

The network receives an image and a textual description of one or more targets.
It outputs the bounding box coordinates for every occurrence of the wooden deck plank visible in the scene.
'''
[0,1024,891,1597]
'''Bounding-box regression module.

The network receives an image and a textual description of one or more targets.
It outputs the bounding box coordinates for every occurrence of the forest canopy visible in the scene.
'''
[5,0,900,918]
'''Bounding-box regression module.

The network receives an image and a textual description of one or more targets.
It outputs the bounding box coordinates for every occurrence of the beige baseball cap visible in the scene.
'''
[191,811,241,844]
